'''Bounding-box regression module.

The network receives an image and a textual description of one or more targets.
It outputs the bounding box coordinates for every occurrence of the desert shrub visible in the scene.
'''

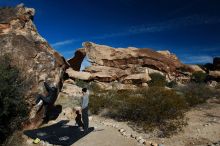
[203,63,214,71]
[176,83,217,106]
[166,80,178,88]
[216,83,220,90]
[148,73,166,87]
[90,91,112,114]
[75,79,89,88]
[177,66,190,72]
[89,82,105,93]
[191,71,207,83]
[0,54,29,144]
[89,86,187,137]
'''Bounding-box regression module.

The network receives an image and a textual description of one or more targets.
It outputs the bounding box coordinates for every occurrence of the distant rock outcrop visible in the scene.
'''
[209,57,220,81]
[82,42,183,73]
[202,57,220,81]
[187,65,205,73]
[213,57,220,70]
[68,42,194,89]
[0,5,68,128]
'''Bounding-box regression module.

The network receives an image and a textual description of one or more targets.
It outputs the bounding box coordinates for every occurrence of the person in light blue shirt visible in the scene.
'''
[81,88,89,131]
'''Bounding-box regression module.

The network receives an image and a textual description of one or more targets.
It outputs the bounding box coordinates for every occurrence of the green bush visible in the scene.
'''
[89,86,187,137]
[176,83,218,106]
[148,73,166,87]
[216,83,220,90]
[191,71,207,83]
[75,79,89,88]
[167,80,178,88]
[0,55,29,144]
[89,77,220,137]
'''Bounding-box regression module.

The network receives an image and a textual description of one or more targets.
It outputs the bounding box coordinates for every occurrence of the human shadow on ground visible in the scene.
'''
[24,120,94,146]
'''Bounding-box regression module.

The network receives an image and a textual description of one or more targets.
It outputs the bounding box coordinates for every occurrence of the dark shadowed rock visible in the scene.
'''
[67,48,86,71]
[213,57,220,70]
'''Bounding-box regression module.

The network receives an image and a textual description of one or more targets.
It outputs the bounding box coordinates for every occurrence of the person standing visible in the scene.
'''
[81,88,89,131]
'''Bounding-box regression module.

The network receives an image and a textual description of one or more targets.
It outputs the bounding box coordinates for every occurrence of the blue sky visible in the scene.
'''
[1,0,220,67]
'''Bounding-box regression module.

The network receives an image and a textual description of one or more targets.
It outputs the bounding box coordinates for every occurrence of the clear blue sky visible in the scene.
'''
[1,0,220,66]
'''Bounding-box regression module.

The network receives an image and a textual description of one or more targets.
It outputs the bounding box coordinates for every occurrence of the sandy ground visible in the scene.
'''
[155,103,220,146]
[71,120,139,146]
[8,119,139,146]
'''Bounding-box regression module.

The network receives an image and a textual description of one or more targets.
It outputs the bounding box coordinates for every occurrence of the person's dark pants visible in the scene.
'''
[36,95,51,118]
[82,106,89,130]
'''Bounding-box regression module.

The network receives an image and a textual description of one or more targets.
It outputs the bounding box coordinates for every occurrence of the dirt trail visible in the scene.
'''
[71,120,138,146]
[155,103,220,146]
[12,119,139,146]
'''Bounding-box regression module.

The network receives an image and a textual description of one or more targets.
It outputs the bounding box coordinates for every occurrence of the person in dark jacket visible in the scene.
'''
[36,82,57,120]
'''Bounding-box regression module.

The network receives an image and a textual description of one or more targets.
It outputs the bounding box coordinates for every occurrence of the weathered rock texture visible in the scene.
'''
[83,42,183,73]
[0,5,68,128]
[68,42,192,89]
[55,79,83,109]
[187,65,205,73]
[209,71,220,82]
[66,68,92,80]
[68,48,86,71]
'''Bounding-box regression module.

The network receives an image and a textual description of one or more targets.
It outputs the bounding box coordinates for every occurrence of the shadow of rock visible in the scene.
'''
[24,120,94,146]
[48,105,63,120]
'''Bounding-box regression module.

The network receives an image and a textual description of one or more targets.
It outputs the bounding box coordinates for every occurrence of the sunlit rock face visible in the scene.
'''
[0,4,68,129]
[83,42,183,73]
[68,42,197,89]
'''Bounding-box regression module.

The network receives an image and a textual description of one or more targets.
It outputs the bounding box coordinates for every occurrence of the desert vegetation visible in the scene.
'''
[0,54,29,144]
[191,71,207,83]
[88,72,220,137]
[148,73,167,87]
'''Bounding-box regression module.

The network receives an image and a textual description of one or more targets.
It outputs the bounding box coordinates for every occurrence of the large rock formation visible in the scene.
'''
[55,79,82,109]
[0,5,68,128]
[187,65,205,73]
[67,42,192,89]
[83,42,183,73]
[209,71,220,82]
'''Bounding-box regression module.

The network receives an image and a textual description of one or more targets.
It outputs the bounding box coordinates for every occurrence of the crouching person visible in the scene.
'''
[75,109,84,131]
[33,81,57,121]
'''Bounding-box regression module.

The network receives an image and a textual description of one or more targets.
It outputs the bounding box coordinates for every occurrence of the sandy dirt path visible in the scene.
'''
[71,120,139,146]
